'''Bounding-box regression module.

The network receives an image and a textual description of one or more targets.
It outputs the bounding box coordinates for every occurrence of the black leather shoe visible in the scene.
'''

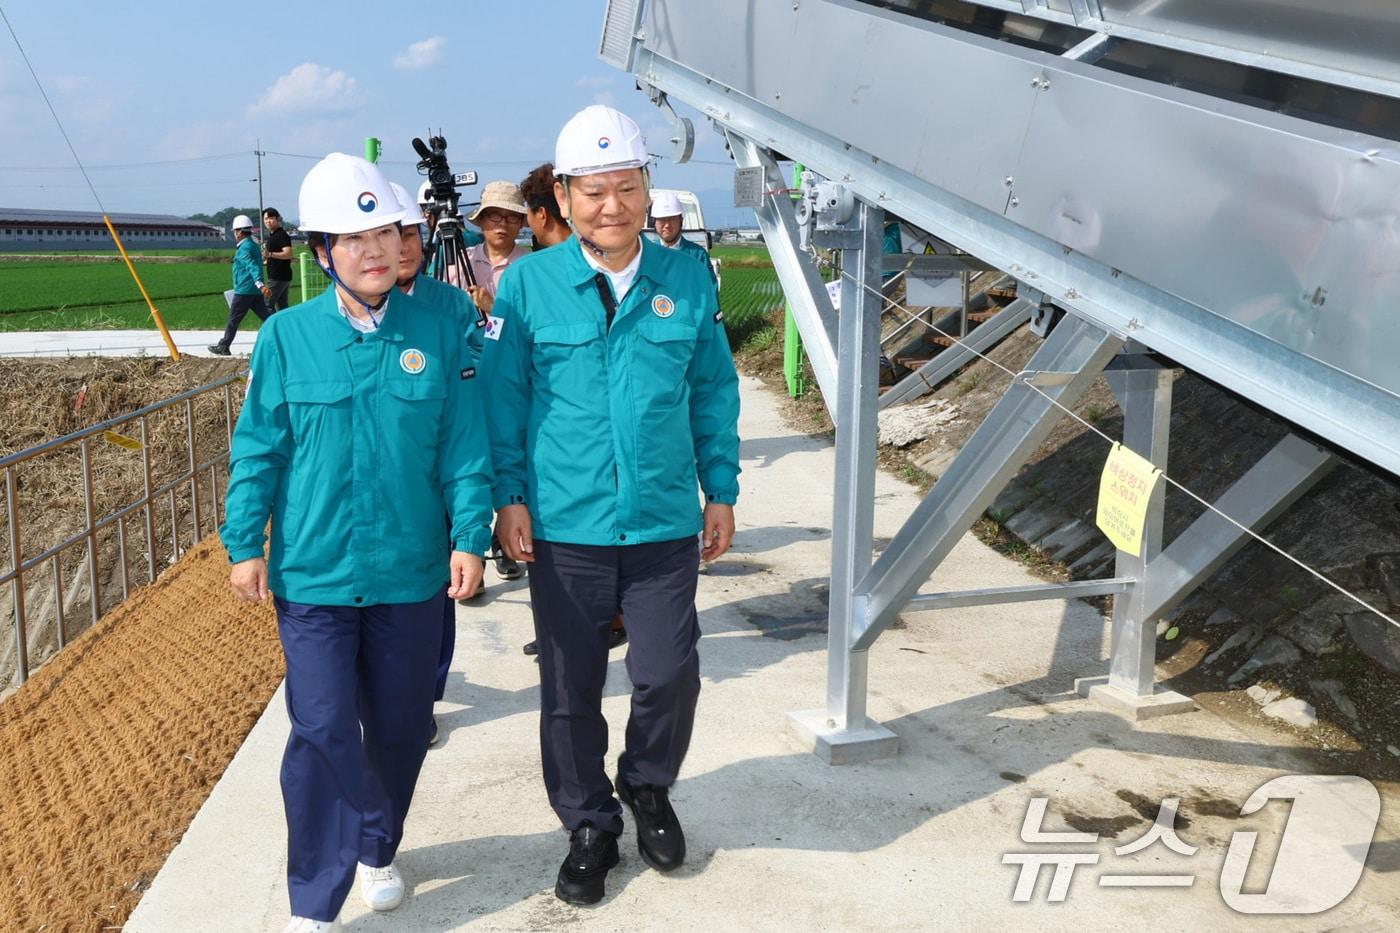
[617,779,685,872]
[522,639,539,656]
[555,822,620,905]
[207,344,231,356]
[498,556,525,580]
[608,626,628,649]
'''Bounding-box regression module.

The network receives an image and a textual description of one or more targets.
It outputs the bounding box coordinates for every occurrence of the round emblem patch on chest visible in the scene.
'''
[399,348,426,374]
[652,295,675,318]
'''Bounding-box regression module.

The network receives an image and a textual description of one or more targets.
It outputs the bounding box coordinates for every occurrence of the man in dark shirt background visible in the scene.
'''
[261,207,294,311]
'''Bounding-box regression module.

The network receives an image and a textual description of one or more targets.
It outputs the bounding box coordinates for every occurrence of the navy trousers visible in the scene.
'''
[275,592,441,922]
[434,592,454,702]
[528,537,701,835]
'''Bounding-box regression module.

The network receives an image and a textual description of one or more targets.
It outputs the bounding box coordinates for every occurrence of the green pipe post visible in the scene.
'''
[365,137,382,164]
[783,162,807,398]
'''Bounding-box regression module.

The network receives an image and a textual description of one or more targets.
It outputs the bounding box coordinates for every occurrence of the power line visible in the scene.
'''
[0,152,248,172]
[0,4,106,213]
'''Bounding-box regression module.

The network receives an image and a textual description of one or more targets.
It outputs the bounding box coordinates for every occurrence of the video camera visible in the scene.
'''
[412,135,477,222]
[411,134,480,290]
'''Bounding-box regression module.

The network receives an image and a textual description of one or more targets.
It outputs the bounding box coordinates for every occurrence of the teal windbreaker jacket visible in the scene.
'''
[480,236,740,547]
[413,273,486,365]
[232,237,264,295]
[220,287,493,606]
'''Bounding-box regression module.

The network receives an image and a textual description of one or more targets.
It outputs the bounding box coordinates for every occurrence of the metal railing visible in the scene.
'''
[1,371,247,686]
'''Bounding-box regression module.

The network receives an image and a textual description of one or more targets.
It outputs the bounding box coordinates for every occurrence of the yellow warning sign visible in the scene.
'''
[102,430,144,452]
[1095,443,1162,557]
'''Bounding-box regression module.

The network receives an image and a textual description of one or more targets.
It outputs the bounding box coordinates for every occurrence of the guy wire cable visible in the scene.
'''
[0,3,180,360]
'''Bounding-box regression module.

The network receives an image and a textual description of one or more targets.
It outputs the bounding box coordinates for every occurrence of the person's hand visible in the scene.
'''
[260,284,273,301]
[496,504,535,562]
[701,503,735,561]
[261,243,269,257]
[230,557,270,603]
[447,551,484,599]
[468,285,494,316]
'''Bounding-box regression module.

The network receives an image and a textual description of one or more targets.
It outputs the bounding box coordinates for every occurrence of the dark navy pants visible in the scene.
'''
[434,592,454,702]
[528,537,701,835]
[274,591,441,922]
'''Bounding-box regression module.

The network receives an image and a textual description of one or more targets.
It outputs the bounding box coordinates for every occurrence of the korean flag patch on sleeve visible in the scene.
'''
[484,315,504,341]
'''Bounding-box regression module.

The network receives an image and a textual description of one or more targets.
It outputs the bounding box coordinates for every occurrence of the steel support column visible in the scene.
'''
[787,200,899,764]
[1074,364,1196,717]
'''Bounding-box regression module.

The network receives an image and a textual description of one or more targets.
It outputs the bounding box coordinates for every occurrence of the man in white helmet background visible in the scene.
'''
[220,153,493,933]
[480,105,741,906]
[650,190,717,293]
[208,213,275,355]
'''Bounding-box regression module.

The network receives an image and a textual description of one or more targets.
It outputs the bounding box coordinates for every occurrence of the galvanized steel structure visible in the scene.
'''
[600,0,1400,760]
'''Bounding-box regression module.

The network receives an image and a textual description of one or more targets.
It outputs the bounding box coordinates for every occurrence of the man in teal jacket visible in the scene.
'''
[221,153,492,931]
[209,213,274,355]
[481,105,740,907]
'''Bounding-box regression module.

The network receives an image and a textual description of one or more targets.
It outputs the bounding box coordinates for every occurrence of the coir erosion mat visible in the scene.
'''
[0,537,282,932]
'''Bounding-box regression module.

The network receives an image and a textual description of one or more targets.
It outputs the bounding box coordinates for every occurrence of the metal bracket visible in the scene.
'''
[647,88,695,164]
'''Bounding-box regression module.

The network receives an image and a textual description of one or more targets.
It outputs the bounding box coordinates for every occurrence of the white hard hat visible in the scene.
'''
[650,191,684,219]
[417,179,434,206]
[297,152,406,234]
[554,105,649,178]
[390,181,426,226]
[231,214,255,231]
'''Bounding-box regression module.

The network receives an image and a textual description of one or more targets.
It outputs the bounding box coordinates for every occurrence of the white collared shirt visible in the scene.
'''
[337,291,389,333]
[579,237,643,302]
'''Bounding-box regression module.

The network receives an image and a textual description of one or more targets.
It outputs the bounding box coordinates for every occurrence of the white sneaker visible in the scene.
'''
[357,860,405,911]
[282,917,341,933]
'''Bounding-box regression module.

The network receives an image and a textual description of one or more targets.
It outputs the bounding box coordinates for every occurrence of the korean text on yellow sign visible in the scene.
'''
[1095,442,1162,557]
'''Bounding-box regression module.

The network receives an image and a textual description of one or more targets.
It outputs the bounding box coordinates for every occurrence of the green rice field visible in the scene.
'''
[0,244,783,344]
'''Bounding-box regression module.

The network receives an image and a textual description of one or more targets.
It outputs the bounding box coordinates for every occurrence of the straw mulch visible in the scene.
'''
[0,535,282,932]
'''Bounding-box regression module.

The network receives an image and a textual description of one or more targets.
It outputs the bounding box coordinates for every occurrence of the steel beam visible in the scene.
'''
[879,297,1033,409]
[851,314,1122,651]
[1138,433,1336,624]
[907,577,1133,612]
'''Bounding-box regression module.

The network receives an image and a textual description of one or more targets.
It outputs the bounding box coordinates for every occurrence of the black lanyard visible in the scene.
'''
[593,271,617,332]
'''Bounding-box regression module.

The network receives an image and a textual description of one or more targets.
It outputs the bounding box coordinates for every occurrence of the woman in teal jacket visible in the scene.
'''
[220,153,491,933]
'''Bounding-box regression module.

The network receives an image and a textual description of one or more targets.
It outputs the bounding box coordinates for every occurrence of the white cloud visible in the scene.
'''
[574,75,613,89]
[247,63,360,117]
[393,37,446,71]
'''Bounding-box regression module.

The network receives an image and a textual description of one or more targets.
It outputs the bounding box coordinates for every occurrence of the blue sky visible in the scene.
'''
[0,1,745,224]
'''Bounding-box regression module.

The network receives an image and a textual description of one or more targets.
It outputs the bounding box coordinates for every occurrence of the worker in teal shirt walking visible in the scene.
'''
[209,213,274,355]
[220,153,492,933]
[481,105,741,907]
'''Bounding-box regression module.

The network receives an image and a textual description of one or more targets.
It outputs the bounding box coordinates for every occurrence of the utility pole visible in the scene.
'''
[255,138,265,240]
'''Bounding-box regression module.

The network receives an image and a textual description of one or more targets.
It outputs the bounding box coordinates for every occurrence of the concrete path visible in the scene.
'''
[0,329,253,358]
[126,375,1400,932]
